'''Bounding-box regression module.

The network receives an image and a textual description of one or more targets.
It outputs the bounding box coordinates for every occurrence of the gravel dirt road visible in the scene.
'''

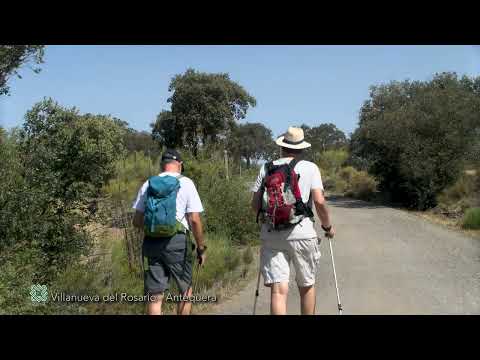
[210,196,480,315]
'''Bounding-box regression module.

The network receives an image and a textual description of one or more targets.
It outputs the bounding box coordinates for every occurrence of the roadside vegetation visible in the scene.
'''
[0,59,262,314]
[0,107,260,314]
[346,73,480,236]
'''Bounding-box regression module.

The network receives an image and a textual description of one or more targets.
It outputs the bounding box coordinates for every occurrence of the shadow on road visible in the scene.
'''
[326,195,388,210]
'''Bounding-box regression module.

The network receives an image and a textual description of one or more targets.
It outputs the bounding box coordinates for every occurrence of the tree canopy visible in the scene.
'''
[300,123,348,153]
[151,110,182,150]
[227,122,274,167]
[110,118,160,157]
[350,72,480,210]
[151,68,256,156]
[0,45,45,96]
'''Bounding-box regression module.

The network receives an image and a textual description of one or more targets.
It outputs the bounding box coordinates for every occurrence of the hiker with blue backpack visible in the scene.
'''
[132,149,207,315]
[251,127,335,315]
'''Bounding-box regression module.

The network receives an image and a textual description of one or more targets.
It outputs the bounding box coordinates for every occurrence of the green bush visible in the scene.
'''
[182,151,258,246]
[338,166,378,200]
[350,73,480,210]
[0,130,94,284]
[348,171,378,201]
[318,149,349,175]
[0,100,126,314]
[0,247,45,315]
[462,208,480,229]
[317,151,353,194]
[338,166,356,183]
[320,172,347,194]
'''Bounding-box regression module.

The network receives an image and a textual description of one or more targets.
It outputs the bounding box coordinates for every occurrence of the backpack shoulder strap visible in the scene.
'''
[288,158,303,182]
[288,158,301,170]
[173,175,183,191]
[265,161,274,175]
[146,176,157,192]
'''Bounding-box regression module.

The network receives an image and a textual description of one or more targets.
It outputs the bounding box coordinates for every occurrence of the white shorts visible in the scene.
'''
[260,238,321,287]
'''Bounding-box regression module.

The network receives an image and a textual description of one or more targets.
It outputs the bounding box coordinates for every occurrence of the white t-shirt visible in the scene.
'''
[132,172,204,230]
[251,158,324,242]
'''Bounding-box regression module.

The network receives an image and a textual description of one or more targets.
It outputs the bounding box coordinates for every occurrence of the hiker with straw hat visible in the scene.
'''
[251,126,335,315]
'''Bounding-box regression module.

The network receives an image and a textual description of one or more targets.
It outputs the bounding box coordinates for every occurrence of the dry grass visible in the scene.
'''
[77,219,260,315]
[190,246,260,315]
[411,210,480,240]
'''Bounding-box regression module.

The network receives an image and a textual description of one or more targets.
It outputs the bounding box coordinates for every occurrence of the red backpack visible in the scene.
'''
[257,159,314,230]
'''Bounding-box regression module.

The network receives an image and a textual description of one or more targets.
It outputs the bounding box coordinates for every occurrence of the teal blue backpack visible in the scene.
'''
[144,175,183,238]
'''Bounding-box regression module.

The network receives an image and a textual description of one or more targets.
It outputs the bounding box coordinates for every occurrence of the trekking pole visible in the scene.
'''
[192,260,201,296]
[189,261,201,314]
[253,270,261,315]
[252,264,261,315]
[328,237,343,315]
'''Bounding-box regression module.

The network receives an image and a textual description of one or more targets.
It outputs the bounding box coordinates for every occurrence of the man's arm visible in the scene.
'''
[251,191,262,213]
[132,181,148,228]
[187,212,207,265]
[186,212,205,249]
[312,188,335,238]
[251,165,265,213]
[133,210,144,229]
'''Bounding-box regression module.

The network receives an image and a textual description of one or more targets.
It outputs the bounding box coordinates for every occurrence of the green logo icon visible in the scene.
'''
[30,284,48,302]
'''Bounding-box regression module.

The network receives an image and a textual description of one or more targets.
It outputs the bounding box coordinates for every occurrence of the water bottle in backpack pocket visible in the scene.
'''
[144,175,183,238]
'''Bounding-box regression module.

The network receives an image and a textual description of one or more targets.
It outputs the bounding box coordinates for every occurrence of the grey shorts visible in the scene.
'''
[260,238,321,287]
[142,233,193,296]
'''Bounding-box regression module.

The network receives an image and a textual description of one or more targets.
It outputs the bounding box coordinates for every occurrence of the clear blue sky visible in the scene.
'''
[1,45,479,138]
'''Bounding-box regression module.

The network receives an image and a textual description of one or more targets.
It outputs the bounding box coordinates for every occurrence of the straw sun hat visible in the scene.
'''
[275,127,311,149]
